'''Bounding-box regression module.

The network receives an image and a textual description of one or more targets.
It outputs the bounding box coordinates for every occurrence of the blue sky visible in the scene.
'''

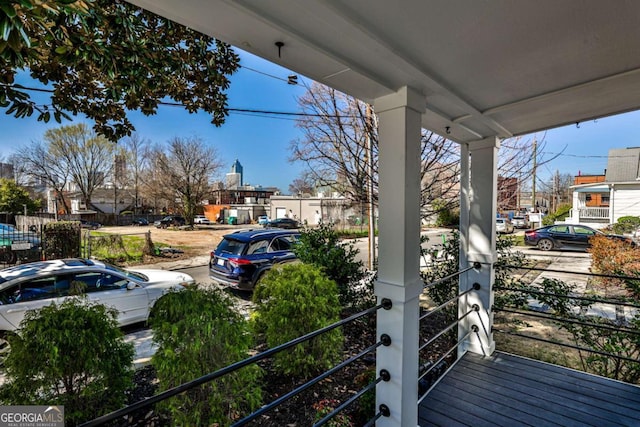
[1,49,640,193]
[1,51,310,192]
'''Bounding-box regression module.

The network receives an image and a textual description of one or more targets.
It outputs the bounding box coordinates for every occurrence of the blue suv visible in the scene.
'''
[209,229,300,291]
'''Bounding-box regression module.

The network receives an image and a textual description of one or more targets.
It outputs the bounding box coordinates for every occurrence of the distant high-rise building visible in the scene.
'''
[0,162,14,180]
[226,159,244,189]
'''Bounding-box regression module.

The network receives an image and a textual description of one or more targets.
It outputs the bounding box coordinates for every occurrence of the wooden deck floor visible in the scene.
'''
[418,351,640,426]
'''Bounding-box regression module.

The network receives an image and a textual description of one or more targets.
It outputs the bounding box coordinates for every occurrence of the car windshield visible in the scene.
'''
[216,238,247,255]
[104,262,148,281]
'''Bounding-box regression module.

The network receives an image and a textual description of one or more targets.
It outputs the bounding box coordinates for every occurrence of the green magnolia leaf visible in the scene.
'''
[0,18,12,40]
[1,0,239,141]
[0,4,18,18]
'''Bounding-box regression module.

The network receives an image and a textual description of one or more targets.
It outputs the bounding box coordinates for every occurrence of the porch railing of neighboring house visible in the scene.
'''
[578,206,609,220]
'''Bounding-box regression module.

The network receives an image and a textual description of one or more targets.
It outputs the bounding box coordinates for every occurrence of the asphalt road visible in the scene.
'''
[174,228,456,286]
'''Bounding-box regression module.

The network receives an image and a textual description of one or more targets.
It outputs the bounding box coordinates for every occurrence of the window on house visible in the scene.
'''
[601,195,610,204]
[585,194,592,202]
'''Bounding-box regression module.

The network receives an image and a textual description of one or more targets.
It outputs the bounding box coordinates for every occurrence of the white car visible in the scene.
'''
[496,218,515,234]
[0,258,194,338]
[193,215,211,225]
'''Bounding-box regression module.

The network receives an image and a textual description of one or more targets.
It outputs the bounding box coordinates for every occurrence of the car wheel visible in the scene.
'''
[0,250,17,264]
[537,238,554,251]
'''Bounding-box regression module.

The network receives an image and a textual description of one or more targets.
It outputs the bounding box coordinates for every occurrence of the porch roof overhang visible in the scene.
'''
[571,184,611,193]
[127,0,640,144]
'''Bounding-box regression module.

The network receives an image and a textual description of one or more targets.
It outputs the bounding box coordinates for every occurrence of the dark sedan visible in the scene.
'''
[264,217,300,229]
[131,218,149,226]
[524,224,633,251]
[154,215,186,228]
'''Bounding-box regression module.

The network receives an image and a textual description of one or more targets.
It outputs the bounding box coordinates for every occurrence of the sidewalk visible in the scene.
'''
[521,248,625,320]
[133,255,210,271]
[125,255,211,366]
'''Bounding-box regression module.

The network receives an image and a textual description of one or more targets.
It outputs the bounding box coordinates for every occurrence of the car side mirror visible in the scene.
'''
[126,282,137,291]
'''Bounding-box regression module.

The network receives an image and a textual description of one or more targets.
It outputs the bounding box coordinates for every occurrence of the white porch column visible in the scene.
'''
[609,184,615,224]
[373,86,424,427]
[572,190,581,223]
[458,137,499,357]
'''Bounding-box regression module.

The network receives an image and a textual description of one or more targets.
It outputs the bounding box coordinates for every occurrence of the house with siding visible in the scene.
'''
[566,147,640,228]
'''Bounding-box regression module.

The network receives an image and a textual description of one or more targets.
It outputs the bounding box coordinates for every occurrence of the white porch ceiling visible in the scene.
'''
[128,0,640,144]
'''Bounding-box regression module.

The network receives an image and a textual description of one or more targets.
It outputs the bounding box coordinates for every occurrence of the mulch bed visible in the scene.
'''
[115,309,454,426]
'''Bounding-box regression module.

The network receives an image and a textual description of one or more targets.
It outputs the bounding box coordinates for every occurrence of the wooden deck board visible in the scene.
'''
[419,351,640,427]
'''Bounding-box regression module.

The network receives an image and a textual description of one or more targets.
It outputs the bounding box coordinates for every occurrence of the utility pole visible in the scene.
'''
[366,103,376,270]
[551,170,557,213]
[531,138,537,214]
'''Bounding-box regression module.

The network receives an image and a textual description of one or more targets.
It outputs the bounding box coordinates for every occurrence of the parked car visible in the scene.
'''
[257,215,270,225]
[154,215,186,228]
[209,229,300,291]
[131,218,149,226]
[0,223,41,264]
[524,224,633,251]
[265,217,300,229]
[193,215,211,225]
[496,218,514,234]
[0,258,193,341]
[512,215,529,229]
[79,219,101,230]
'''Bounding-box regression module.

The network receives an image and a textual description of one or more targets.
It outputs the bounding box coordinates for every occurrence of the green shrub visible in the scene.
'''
[252,263,344,379]
[42,221,81,259]
[534,277,640,383]
[421,232,531,308]
[150,287,262,426]
[612,216,640,235]
[294,223,371,308]
[542,203,571,226]
[432,199,459,227]
[0,299,134,426]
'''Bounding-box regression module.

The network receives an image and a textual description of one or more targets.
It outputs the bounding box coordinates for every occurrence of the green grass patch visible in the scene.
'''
[512,234,525,246]
[83,231,177,265]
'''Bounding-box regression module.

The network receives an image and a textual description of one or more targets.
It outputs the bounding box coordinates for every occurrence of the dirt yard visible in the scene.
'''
[99,225,251,258]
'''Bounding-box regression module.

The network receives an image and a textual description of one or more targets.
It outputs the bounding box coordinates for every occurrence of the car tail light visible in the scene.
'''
[228,257,252,268]
[524,230,536,238]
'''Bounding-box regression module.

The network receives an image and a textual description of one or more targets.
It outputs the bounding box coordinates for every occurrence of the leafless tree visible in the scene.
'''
[15,140,73,213]
[496,133,563,212]
[289,82,460,218]
[145,137,223,224]
[44,124,115,210]
[119,133,150,214]
[288,171,317,196]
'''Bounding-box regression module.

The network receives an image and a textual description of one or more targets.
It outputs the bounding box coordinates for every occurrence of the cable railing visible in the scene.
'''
[493,263,640,379]
[418,263,485,397]
[81,299,393,427]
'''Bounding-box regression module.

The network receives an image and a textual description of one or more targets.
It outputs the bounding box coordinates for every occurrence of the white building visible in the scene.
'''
[566,147,640,228]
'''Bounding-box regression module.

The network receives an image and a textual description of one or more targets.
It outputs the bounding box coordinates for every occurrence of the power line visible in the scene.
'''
[0,82,345,119]
[541,151,631,159]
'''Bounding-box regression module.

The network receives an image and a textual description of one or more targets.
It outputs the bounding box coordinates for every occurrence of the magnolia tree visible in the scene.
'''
[0,0,239,140]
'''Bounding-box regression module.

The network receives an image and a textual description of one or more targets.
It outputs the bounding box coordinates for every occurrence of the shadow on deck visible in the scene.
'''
[419,351,640,427]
